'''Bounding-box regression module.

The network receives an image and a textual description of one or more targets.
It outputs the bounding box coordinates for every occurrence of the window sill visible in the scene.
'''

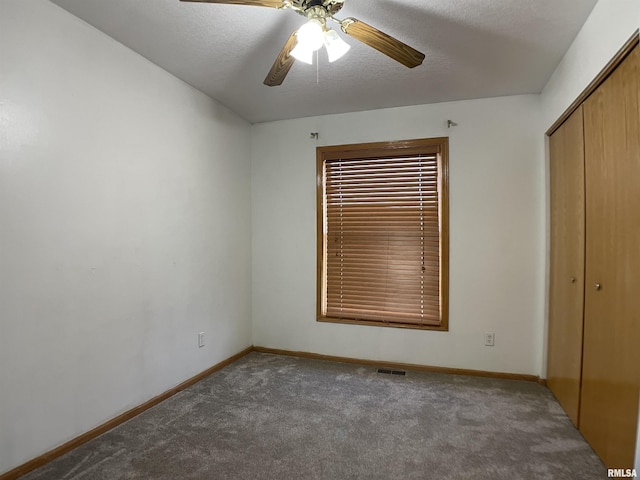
[317,316,449,332]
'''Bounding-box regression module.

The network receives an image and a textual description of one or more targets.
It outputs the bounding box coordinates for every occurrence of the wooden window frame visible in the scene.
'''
[316,137,449,331]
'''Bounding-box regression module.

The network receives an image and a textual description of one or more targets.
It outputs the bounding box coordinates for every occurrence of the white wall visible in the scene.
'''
[539,0,640,469]
[252,95,544,377]
[0,0,252,474]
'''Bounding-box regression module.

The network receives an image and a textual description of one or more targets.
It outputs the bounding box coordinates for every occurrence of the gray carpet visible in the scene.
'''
[21,352,605,480]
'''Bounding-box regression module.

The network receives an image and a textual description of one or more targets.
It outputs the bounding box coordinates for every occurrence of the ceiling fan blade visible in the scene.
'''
[180,0,285,7]
[341,18,425,68]
[264,31,298,87]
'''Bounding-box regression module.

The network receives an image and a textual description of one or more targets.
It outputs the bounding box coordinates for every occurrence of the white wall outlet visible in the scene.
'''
[198,332,205,348]
[485,332,495,347]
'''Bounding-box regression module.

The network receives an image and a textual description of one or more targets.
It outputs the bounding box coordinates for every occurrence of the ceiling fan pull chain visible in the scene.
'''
[316,49,320,85]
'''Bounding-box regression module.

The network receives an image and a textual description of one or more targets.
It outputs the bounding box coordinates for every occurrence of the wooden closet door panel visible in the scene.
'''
[547,106,586,427]
[582,45,640,468]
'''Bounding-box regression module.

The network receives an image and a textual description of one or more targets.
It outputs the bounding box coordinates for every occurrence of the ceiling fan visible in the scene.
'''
[180,0,426,86]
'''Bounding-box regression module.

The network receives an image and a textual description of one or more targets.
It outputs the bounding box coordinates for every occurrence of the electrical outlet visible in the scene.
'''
[198,332,205,348]
[485,332,495,347]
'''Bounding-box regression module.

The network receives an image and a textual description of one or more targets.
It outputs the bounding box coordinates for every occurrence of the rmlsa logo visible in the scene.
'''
[608,469,638,478]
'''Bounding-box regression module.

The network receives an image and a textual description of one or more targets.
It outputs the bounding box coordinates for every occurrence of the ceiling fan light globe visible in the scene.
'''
[324,29,351,62]
[296,19,325,51]
[290,44,314,64]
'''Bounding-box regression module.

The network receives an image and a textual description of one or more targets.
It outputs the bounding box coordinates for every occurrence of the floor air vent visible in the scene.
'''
[377,368,406,376]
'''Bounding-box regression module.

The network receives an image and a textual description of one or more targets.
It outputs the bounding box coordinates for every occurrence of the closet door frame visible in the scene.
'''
[545,30,640,469]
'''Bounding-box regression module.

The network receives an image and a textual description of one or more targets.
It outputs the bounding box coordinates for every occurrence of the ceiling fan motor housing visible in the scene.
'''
[297,0,343,17]
[302,0,325,8]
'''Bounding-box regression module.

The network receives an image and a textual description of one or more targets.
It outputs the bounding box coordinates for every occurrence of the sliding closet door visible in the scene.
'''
[581,46,640,468]
[547,106,585,427]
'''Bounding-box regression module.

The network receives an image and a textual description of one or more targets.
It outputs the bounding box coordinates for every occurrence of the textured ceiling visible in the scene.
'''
[48,0,598,123]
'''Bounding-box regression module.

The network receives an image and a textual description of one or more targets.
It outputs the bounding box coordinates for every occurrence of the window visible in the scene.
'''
[316,138,449,331]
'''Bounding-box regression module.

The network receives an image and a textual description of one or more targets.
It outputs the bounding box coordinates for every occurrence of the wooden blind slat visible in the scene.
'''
[327,232,440,239]
[325,309,441,325]
[325,156,438,166]
[326,289,441,301]
[326,197,438,204]
[330,240,436,246]
[326,294,442,306]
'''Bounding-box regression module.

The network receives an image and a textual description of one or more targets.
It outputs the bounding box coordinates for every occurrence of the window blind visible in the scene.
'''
[319,142,446,328]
